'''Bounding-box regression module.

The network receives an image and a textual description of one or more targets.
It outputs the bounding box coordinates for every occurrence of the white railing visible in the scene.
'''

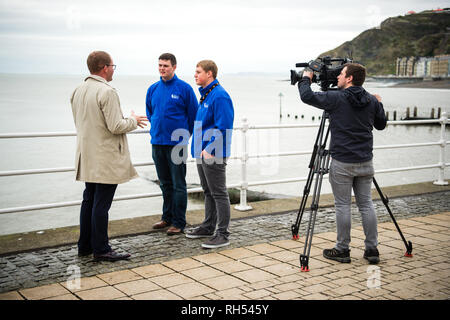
[0,113,448,215]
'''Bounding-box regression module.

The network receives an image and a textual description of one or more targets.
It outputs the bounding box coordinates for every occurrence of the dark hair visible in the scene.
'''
[344,63,366,86]
[87,51,111,74]
[159,53,177,66]
[196,60,218,79]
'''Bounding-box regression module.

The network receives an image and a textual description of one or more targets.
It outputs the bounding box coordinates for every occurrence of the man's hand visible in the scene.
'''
[303,70,313,80]
[201,150,214,159]
[372,94,382,102]
[131,110,148,128]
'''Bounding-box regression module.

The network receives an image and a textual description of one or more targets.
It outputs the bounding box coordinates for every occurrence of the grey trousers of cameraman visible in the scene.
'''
[196,158,230,238]
[329,159,378,251]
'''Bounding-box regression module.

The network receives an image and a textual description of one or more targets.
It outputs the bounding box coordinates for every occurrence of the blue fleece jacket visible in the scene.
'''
[191,79,234,158]
[298,77,387,163]
[146,74,198,145]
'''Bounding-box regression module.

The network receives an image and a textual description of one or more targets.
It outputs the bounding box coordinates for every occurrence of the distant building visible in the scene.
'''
[396,56,418,76]
[406,57,418,76]
[415,57,432,77]
[396,57,407,76]
[396,55,449,77]
[430,55,450,77]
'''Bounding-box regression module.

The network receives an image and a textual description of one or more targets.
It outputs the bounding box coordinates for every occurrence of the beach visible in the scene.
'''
[393,79,450,89]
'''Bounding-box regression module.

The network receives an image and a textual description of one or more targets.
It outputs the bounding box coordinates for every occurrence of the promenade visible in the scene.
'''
[0,182,449,302]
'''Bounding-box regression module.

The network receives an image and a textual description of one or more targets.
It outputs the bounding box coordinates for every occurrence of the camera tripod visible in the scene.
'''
[291,111,413,272]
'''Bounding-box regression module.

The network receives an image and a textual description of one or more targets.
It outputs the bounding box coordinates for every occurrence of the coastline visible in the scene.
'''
[392,79,450,89]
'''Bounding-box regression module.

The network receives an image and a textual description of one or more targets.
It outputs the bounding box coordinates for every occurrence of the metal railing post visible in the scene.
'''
[434,112,448,185]
[235,117,253,211]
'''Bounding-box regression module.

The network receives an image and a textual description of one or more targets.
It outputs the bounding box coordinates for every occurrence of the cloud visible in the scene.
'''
[0,0,449,74]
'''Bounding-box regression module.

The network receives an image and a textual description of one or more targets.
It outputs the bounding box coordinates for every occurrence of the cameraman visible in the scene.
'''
[299,63,386,264]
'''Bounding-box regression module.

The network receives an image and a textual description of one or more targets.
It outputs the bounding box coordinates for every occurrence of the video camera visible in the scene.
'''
[290,56,352,91]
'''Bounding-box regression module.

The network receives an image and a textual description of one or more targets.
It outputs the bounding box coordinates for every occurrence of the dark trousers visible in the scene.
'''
[152,145,187,230]
[78,182,117,255]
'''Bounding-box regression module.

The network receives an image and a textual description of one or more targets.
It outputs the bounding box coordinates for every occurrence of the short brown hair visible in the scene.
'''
[344,63,366,86]
[159,53,177,66]
[87,51,111,74]
[197,60,218,79]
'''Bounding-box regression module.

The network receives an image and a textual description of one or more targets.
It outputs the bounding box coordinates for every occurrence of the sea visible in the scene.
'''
[0,73,449,235]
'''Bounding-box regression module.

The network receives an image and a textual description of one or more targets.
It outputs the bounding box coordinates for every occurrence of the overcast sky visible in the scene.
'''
[0,0,448,75]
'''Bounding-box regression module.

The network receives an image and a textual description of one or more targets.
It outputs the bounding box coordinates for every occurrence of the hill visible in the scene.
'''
[319,10,450,75]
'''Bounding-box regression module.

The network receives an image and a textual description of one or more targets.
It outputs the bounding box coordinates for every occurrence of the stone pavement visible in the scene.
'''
[0,189,449,301]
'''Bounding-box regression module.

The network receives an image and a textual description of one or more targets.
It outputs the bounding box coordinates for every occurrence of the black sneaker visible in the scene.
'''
[201,234,230,249]
[364,248,380,264]
[185,227,214,239]
[323,248,351,263]
[93,250,131,262]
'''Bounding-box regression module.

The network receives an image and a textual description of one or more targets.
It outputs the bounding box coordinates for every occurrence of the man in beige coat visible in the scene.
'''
[71,51,147,262]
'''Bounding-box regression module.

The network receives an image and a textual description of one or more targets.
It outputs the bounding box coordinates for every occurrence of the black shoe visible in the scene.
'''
[364,248,380,264]
[201,234,230,249]
[185,227,214,239]
[94,250,131,262]
[323,248,351,263]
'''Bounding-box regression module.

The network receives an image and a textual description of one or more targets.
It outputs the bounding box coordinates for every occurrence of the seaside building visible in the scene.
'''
[430,54,450,77]
[415,57,432,77]
[396,56,418,76]
[406,56,418,76]
[396,55,450,78]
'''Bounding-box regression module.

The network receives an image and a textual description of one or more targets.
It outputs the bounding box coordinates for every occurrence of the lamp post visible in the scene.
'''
[279,92,284,118]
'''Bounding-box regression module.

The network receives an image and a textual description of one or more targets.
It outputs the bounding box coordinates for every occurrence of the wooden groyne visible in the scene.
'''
[386,107,443,121]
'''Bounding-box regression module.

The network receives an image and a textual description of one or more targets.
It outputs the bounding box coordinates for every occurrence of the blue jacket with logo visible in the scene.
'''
[298,77,386,163]
[191,79,234,158]
[146,74,198,145]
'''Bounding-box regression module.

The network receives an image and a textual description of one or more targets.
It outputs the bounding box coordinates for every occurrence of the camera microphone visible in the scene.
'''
[296,63,309,68]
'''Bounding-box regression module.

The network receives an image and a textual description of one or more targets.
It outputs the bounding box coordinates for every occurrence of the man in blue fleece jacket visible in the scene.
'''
[185,60,234,249]
[299,63,386,264]
[146,53,198,235]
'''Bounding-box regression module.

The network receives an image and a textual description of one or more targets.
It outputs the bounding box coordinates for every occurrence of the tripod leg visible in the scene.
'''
[291,168,315,240]
[299,149,330,272]
[373,178,413,257]
[300,194,320,272]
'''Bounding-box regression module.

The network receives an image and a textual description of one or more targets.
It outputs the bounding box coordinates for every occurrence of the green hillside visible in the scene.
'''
[319,10,450,75]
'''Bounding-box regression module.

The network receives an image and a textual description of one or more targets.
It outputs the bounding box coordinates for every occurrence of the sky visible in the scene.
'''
[0,0,448,76]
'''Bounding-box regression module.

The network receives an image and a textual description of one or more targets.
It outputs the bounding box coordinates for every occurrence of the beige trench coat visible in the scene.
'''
[71,75,138,184]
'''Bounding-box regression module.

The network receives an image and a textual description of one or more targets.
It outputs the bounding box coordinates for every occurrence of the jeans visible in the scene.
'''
[196,157,230,238]
[329,158,378,251]
[152,145,187,230]
[78,182,117,255]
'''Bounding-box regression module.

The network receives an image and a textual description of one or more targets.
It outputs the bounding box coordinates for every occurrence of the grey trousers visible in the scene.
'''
[329,158,378,251]
[196,157,231,238]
